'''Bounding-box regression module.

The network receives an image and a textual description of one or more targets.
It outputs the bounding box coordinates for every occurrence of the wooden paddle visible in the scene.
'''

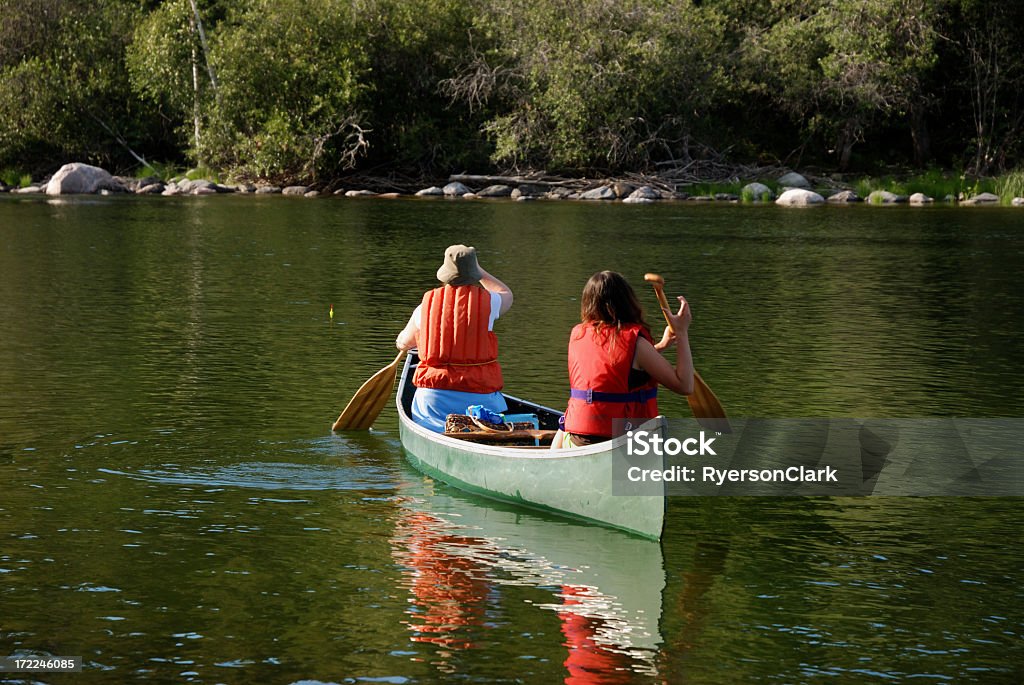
[332,350,405,431]
[644,273,731,433]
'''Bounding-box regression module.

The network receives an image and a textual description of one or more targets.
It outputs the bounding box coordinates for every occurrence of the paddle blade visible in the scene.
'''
[332,352,404,431]
[687,371,731,433]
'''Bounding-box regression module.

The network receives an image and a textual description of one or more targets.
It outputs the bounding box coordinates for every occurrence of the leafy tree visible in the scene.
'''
[444,0,727,172]
[731,0,939,169]
[937,0,1024,173]
[357,0,489,173]
[127,0,211,161]
[2,0,1023,179]
[0,0,156,172]
[192,0,372,182]
[817,0,939,168]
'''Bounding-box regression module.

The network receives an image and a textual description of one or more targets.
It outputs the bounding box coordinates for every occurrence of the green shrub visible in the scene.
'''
[994,169,1024,203]
[134,161,181,182]
[185,166,219,183]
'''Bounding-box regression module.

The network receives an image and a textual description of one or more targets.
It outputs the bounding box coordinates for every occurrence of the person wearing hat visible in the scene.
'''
[396,245,514,432]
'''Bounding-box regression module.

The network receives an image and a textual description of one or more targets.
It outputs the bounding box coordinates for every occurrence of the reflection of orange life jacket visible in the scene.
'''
[394,511,488,650]
[560,585,630,684]
[564,323,659,437]
[413,285,503,393]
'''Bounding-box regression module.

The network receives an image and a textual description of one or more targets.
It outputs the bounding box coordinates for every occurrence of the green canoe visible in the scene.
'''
[397,352,666,539]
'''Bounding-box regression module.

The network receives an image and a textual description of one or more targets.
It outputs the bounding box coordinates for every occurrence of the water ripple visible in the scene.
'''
[98,462,395,491]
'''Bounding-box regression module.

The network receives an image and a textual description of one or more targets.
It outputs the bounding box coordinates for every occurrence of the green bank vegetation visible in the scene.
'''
[1,0,1023,197]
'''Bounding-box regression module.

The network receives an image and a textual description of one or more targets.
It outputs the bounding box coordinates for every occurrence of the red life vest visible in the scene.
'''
[413,285,503,394]
[563,322,659,438]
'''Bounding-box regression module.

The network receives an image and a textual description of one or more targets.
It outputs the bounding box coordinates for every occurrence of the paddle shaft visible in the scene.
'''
[648,280,676,329]
[643,273,730,431]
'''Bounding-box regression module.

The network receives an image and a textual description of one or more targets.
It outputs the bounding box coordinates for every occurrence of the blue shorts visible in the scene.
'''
[411,388,508,433]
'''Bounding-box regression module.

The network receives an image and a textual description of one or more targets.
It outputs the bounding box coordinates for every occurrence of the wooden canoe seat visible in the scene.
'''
[444,429,558,446]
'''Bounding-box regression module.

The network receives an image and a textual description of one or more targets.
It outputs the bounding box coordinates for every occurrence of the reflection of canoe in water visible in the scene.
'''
[397,351,666,539]
[392,473,666,673]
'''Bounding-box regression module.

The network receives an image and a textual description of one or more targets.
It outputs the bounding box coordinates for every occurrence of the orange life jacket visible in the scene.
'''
[563,322,659,438]
[413,285,503,394]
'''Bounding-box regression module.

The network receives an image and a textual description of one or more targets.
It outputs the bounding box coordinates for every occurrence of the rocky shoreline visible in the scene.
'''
[3,162,1023,207]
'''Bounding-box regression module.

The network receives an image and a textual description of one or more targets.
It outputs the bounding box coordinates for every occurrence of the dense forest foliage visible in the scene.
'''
[1,0,1022,184]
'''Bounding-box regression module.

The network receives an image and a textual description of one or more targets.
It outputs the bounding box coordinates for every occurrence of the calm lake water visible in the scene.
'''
[1,194,1022,684]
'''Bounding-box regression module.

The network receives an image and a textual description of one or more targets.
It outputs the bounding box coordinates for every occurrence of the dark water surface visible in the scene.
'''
[1,195,1022,683]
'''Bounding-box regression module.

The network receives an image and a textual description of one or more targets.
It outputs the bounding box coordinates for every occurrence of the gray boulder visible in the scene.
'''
[188,179,232,194]
[777,172,811,189]
[512,184,546,198]
[255,185,282,194]
[282,185,309,196]
[443,181,471,196]
[415,186,444,196]
[544,187,574,200]
[46,163,125,195]
[622,196,654,204]
[628,186,661,201]
[775,188,824,206]
[867,190,907,204]
[477,184,513,197]
[962,192,1000,205]
[827,190,860,203]
[742,182,774,202]
[579,185,616,201]
[345,189,376,197]
[909,192,934,205]
[1012,198,1024,206]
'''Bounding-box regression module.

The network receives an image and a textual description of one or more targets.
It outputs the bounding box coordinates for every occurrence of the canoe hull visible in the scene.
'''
[397,353,665,539]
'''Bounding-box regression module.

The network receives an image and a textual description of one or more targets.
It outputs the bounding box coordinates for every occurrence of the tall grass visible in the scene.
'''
[994,170,1024,203]
[851,169,1004,202]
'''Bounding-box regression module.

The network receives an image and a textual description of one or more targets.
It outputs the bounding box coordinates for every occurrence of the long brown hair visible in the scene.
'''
[579,271,652,336]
